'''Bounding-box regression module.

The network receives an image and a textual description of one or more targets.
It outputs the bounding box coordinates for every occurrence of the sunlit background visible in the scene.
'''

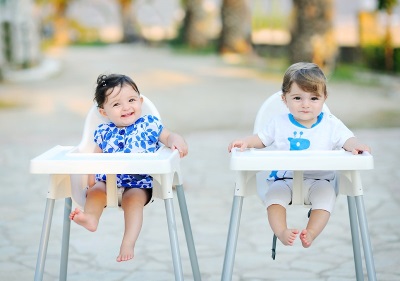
[1,1,400,280]
[1,0,400,75]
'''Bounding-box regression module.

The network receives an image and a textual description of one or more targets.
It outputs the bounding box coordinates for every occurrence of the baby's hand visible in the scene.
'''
[352,144,371,155]
[228,140,248,152]
[169,135,188,158]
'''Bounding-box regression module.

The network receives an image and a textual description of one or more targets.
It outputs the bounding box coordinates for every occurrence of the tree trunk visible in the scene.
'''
[180,0,209,49]
[289,0,337,73]
[118,0,140,42]
[218,0,252,54]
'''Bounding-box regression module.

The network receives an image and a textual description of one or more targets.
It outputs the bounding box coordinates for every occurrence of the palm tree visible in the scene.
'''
[218,0,252,54]
[289,0,337,73]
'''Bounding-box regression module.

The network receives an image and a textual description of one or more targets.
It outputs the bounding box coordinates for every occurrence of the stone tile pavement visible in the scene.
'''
[0,44,399,280]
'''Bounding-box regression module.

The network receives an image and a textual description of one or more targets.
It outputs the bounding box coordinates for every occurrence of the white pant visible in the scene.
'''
[257,178,337,213]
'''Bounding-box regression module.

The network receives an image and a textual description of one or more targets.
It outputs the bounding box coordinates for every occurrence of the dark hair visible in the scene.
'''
[94,74,140,108]
[281,62,327,97]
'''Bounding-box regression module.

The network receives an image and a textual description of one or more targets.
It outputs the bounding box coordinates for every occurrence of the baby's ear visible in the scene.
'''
[281,94,287,104]
[98,107,107,117]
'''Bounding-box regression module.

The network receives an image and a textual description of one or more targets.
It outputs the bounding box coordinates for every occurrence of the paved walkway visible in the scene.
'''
[0,44,399,280]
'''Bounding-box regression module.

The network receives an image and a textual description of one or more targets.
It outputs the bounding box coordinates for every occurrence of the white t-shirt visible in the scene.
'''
[257,112,354,181]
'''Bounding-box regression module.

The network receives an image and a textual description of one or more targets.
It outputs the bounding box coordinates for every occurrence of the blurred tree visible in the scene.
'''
[289,0,337,73]
[177,0,210,49]
[218,0,252,54]
[38,0,70,45]
[377,0,398,71]
[118,0,140,42]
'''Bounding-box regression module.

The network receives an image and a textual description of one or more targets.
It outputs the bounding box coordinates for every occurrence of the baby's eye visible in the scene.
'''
[129,98,135,102]
[311,97,320,101]
[293,97,301,100]
[112,103,120,107]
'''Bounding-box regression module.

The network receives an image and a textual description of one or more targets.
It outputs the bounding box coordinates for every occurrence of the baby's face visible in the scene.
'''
[98,84,143,127]
[283,82,326,128]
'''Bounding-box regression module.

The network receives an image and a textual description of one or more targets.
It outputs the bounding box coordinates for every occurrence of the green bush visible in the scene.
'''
[362,45,400,73]
[394,48,400,72]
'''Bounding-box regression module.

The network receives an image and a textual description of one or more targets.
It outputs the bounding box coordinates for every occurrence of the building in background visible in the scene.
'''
[0,0,41,71]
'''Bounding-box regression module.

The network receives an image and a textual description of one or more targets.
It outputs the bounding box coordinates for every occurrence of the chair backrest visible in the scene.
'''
[77,95,161,153]
[253,91,331,134]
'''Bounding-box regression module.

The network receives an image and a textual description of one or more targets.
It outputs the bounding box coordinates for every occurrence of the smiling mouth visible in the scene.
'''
[121,112,134,118]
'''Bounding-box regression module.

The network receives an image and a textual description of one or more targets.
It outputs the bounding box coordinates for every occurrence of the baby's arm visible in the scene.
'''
[87,145,103,187]
[228,134,265,152]
[343,137,371,155]
[159,128,188,158]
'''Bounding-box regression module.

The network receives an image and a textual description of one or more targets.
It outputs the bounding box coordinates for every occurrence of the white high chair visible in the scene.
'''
[31,95,201,281]
[221,91,376,281]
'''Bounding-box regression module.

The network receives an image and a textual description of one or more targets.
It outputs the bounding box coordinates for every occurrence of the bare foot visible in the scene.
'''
[300,229,315,248]
[277,228,299,246]
[69,208,98,232]
[116,242,135,262]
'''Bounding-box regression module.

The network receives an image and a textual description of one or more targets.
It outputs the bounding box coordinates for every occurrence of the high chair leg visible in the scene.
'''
[164,198,184,281]
[176,184,201,281]
[221,195,244,281]
[34,198,55,281]
[355,195,377,281]
[271,234,277,260]
[347,196,363,281]
[60,198,72,281]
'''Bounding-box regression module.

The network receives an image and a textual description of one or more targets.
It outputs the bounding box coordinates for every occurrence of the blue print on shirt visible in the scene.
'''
[93,115,163,188]
[288,131,310,151]
[269,131,311,180]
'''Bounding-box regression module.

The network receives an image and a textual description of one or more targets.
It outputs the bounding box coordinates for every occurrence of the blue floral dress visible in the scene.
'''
[94,115,163,188]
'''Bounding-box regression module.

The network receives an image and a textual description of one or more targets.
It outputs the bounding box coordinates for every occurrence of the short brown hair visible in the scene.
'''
[281,62,327,97]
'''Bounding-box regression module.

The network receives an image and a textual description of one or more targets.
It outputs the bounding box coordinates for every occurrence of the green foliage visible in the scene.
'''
[363,46,385,70]
[394,48,400,72]
[330,64,360,81]
[361,46,400,73]
[168,38,218,55]
[71,41,108,47]
[377,0,398,11]
[330,63,381,86]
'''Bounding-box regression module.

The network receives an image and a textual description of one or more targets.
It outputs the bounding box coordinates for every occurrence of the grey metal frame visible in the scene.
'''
[34,184,201,281]
[221,191,377,281]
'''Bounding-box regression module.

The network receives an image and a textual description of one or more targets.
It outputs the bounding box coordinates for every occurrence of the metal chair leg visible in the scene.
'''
[271,234,277,260]
[164,198,184,281]
[347,196,364,281]
[355,195,377,281]
[176,184,201,281]
[221,195,244,281]
[59,198,72,281]
[34,198,55,281]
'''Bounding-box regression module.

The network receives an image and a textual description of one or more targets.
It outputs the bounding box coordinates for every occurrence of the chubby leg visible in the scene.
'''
[69,182,106,232]
[264,180,297,246]
[116,188,150,262]
[267,204,299,246]
[300,179,335,248]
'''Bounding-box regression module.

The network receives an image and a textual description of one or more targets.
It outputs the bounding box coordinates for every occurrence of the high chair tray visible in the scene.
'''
[30,145,180,174]
[230,149,374,171]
